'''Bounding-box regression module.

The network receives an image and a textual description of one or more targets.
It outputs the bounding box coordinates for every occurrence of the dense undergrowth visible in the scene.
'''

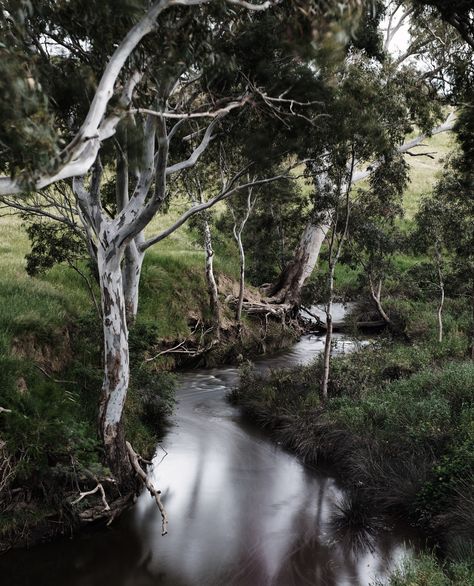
[231,297,474,584]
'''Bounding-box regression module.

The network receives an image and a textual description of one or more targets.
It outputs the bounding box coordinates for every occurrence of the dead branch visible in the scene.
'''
[301,306,325,328]
[0,407,12,414]
[72,482,110,511]
[0,444,15,494]
[405,150,436,159]
[145,340,187,361]
[126,441,168,536]
[33,364,77,385]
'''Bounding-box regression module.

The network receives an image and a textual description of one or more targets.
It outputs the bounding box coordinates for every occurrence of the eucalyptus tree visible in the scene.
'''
[0,0,368,494]
[347,158,407,327]
[417,103,474,356]
[268,44,447,307]
[411,0,474,50]
[267,0,462,308]
[229,182,259,324]
[413,195,450,342]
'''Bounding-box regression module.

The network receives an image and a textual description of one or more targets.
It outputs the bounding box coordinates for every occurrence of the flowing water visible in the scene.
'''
[1,305,419,586]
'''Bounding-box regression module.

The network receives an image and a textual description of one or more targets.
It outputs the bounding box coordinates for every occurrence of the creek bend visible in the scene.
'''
[2,305,419,586]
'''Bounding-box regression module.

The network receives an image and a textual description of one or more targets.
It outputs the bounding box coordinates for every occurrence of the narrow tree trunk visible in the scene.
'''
[369,277,392,326]
[97,245,133,489]
[319,163,353,399]
[267,217,331,306]
[435,247,444,344]
[122,237,144,325]
[235,230,245,324]
[321,271,334,399]
[203,217,220,338]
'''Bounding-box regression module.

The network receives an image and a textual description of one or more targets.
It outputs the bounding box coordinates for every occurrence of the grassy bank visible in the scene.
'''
[231,296,474,583]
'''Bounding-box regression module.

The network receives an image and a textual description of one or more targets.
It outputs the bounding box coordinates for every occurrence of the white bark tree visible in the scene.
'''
[0,0,295,489]
[229,183,258,325]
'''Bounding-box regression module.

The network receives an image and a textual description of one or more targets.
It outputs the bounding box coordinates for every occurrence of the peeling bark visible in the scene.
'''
[97,244,133,488]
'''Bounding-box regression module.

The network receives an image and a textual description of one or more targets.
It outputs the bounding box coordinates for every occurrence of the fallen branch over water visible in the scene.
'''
[126,441,168,536]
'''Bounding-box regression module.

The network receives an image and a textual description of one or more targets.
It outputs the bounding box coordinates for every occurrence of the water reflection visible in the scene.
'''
[1,307,417,585]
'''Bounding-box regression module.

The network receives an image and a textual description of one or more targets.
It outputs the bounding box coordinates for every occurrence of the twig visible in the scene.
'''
[145,340,187,361]
[33,364,76,385]
[405,150,436,159]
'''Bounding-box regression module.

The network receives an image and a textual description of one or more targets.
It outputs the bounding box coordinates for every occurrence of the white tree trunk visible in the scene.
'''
[435,247,444,344]
[369,277,392,326]
[203,218,220,337]
[268,216,331,305]
[97,244,132,487]
[321,265,335,399]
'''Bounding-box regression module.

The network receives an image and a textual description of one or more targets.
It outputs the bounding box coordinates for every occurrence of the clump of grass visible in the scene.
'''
[329,490,384,553]
[232,297,474,558]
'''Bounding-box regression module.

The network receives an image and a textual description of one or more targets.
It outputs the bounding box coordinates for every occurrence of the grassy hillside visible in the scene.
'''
[402,130,454,219]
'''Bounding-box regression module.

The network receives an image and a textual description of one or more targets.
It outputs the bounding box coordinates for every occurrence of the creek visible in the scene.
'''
[1,305,420,586]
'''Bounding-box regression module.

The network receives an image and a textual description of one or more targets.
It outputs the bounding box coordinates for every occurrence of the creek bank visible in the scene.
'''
[230,300,474,580]
[0,303,302,553]
[0,314,422,586]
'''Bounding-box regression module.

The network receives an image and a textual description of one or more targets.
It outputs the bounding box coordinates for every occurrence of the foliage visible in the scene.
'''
[24,221,89,276]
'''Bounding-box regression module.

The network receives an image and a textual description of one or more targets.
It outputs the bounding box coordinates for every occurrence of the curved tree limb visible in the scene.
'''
[126,441,168,536]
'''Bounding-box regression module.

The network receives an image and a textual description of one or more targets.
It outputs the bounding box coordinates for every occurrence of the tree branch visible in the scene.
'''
[141,167,300,251]
[126,441,168,535]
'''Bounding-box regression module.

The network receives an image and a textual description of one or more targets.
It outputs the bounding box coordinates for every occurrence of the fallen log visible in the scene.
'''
[308,319,388,333]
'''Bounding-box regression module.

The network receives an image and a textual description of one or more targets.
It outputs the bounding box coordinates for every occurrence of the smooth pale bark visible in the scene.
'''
[320,272,334,399]
[122,238,145,324]
[234,228,246,323]
[231,189,255,324]
[267,216,331,305]
[97,243,133,487]
[369,277,392,326]
[203,217,221,337]
[116,131,145,324]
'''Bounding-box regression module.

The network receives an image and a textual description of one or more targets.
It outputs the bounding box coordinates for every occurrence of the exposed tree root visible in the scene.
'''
[126,441,168,536]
